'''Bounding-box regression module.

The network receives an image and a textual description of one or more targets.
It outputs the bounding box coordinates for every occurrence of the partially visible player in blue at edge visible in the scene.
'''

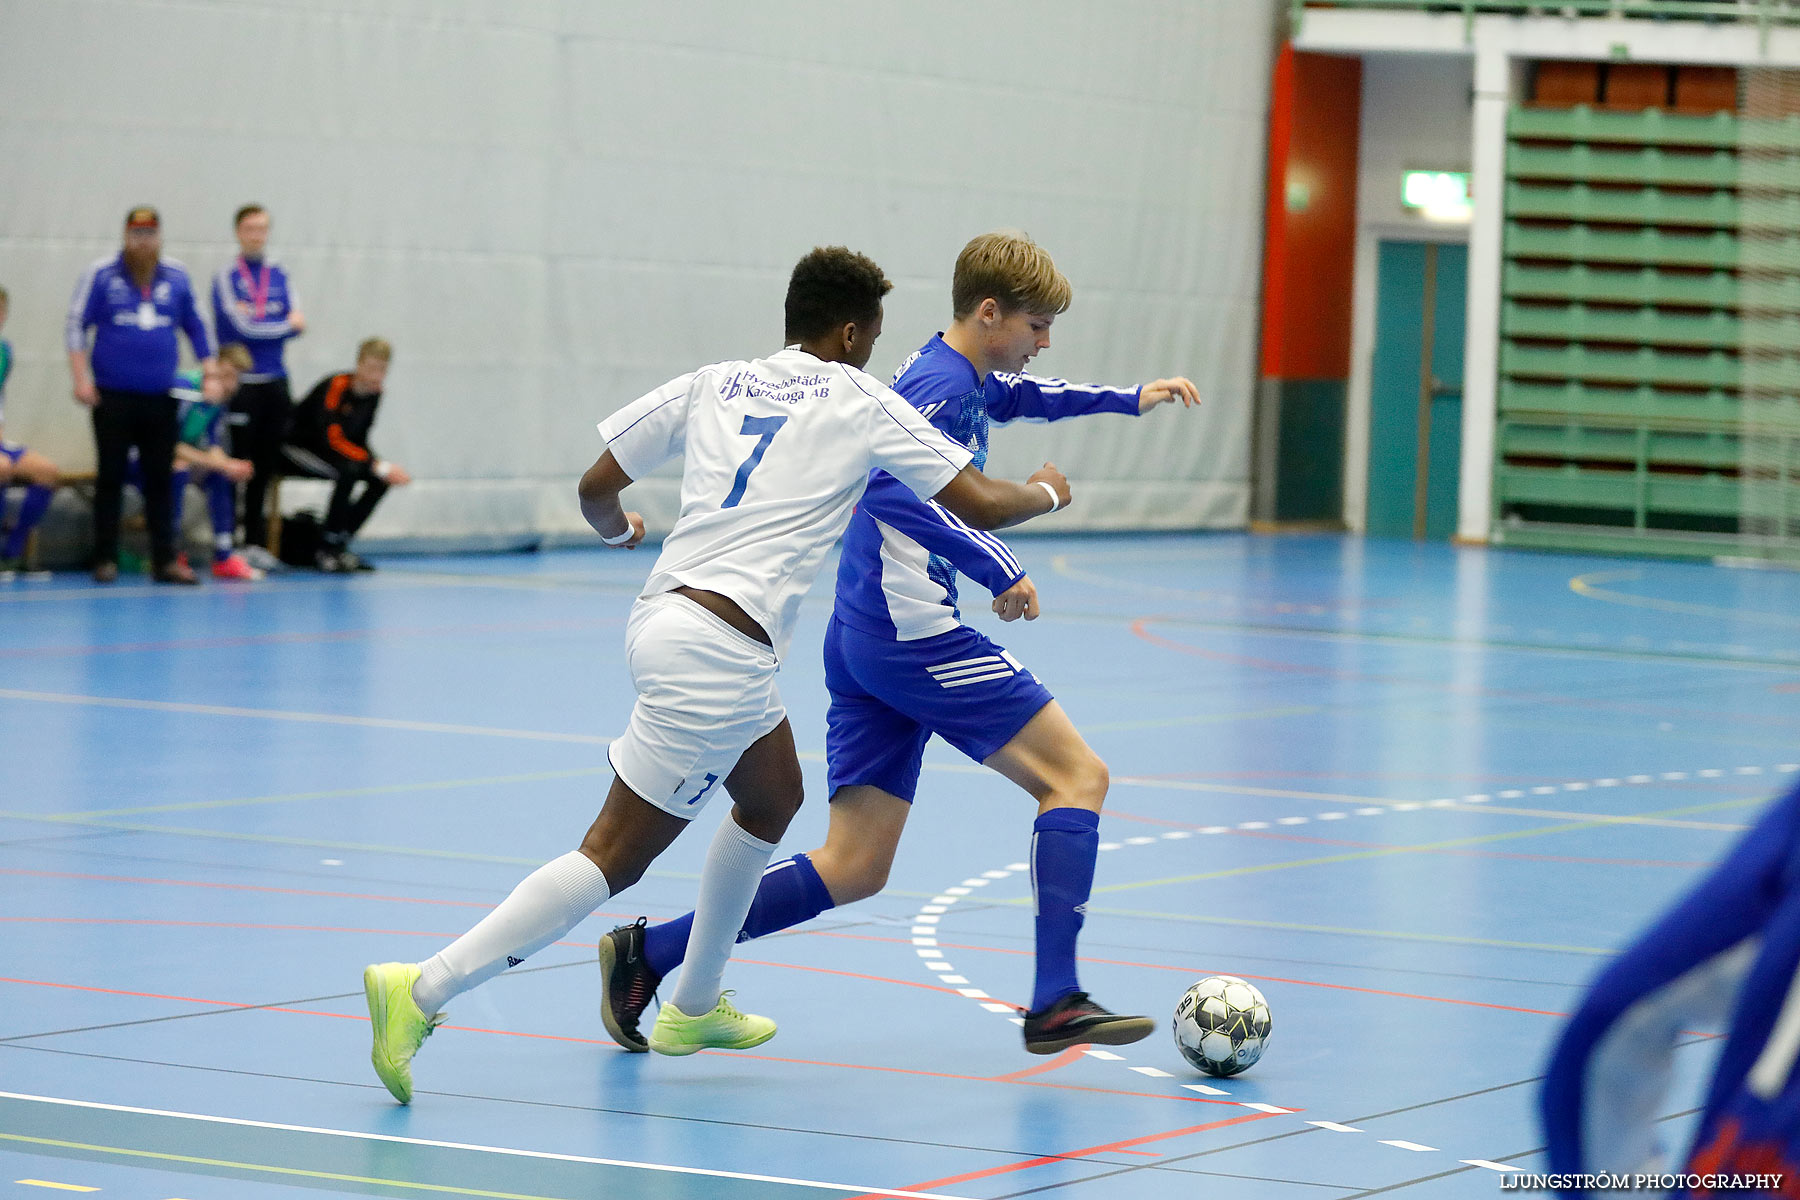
[601,230,1200,1055]
[1542,772,1800,1193]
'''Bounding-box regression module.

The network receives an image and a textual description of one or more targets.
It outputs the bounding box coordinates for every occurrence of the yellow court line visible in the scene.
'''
[969,893,1614,954]
[1090,795,1766,894]
[0,814,551,868]
[16,1183,100,1193]
[1570,569,1800,630]
[1442,803,1750,832]
[0,1133,573,1200]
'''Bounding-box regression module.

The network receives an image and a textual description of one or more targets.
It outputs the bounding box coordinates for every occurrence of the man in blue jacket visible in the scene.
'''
[67,207,219,583]
[213,203,305,558]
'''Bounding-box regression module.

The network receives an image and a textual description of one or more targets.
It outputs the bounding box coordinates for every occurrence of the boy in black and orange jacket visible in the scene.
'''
[284,337,411,571]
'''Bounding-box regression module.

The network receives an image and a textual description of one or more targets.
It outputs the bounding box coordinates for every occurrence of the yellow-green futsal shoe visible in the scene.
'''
[364,962,445,1103]
[647,991,776,1056]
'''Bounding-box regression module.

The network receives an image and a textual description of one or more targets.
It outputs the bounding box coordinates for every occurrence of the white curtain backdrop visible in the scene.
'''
[0,0,1277,542]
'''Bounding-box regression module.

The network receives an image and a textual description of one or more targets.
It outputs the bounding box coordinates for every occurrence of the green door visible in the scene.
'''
[1367,241,1466,540]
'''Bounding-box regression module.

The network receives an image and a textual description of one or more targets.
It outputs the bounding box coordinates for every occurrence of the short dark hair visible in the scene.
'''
[783,246,892,342]
[234,204,266,228]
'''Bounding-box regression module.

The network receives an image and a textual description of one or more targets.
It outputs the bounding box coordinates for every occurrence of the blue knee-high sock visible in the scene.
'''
[642,852,834,979]
[205,475,237,562]
[2,485,52,560]
[1030,807,1100,1013]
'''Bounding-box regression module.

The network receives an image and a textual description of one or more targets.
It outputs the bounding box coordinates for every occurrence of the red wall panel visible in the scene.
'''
[1261,44,1362,382]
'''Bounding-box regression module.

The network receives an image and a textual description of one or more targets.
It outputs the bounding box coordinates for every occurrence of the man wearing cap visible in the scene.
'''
[66,206,220,584]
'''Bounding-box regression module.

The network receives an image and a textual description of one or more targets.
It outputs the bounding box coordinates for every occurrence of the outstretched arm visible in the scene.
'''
[930,461,1069,531]
[577,450,646,549]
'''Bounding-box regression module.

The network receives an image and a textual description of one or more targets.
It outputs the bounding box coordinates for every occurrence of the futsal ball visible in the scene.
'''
[1174,975,1272,1077]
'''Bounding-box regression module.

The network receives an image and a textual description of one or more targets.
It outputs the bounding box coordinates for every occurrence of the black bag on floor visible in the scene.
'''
[278,511,324,567]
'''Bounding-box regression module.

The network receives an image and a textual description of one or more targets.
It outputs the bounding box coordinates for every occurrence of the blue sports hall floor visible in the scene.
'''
[2,531,1796,1199]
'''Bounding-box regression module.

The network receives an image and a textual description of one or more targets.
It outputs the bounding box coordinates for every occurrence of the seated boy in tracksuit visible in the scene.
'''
[282,336,411,572]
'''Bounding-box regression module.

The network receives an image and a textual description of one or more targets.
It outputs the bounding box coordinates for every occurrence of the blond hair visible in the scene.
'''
[217,343,253,371]
[951,231,1072,320]
[356,337,393,363]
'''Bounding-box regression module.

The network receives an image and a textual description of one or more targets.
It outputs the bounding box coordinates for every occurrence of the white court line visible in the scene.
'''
[0,688,614,746]
[1464,1160,1517,1172]
[0,1091,978,1199]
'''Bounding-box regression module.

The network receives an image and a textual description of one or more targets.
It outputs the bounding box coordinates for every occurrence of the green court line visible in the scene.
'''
[1088,795,1766,895]
[0,1132,575,1200]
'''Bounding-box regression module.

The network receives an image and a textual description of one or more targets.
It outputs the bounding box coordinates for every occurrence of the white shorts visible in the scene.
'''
[608,591,786,819]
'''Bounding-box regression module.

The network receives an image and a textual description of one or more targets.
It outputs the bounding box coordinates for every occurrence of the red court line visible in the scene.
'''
[724,1047,1239,1104]
[990,1045,1087,1082]
[804,931,1573,1018]
[0,974,1234,1103]
[0,975,366,1021]
[841,1111,1280,1198]
[0,925,968,998]
[1130,616,1800,724]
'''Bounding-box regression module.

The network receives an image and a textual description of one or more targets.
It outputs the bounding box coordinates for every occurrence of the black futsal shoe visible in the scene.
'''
[1022,991,1155,1055]
[598,917,663,1053]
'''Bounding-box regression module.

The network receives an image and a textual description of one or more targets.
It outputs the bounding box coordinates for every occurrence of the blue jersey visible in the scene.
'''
[65,254,213,395]
[1542,776,1800,1190]
[832,333,1141,640]
[211,256,300,382]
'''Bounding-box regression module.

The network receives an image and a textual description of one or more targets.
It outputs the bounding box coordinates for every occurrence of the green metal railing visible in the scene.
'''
[1293,1,1800,45]
[1493,98,1800,560]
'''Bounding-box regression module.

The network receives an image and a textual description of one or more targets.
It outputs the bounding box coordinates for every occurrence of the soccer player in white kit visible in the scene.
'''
[362,246,1071,1103]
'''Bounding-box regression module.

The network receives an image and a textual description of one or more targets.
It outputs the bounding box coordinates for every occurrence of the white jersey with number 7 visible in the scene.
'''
[596,347,975,660]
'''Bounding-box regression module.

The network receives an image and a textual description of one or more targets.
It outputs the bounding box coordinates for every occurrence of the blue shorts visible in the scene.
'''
[824,616,1054,804]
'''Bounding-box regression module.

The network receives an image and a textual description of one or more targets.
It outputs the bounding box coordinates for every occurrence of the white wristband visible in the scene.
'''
[1034,480,1063,513]
[373,460,394,482]
[601,524,636,546]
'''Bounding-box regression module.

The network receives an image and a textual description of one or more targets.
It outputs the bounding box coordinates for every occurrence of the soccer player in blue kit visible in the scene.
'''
[361,246,1069,1103]
[601,231,1201,1055]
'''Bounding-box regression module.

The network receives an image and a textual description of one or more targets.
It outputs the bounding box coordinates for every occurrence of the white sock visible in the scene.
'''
[411,851,610,1014]
[669,815,778,1017]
